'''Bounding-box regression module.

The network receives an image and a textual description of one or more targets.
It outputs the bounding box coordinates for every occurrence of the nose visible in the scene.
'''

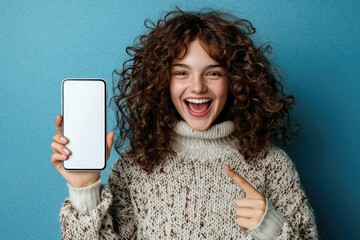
[190,74,207,93]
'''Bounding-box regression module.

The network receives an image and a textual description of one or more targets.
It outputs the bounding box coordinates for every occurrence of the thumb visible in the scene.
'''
[55,114,63,135]
[106,131,115,160]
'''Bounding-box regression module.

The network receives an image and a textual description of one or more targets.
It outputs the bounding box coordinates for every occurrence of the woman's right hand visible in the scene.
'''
[50,115,114,188]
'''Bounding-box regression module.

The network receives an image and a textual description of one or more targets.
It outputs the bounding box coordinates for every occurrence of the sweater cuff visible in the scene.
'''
[67,178,101,213]
[248,199,285,240]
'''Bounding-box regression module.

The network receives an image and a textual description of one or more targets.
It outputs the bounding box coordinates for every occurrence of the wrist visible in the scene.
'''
[68,176,100,188]
[67,178,102,213]
[248,199,285,240]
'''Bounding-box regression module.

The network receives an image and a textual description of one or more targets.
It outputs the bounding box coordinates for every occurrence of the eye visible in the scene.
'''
[207,72,221,76]
[174,71,187,76]
[206,71,224,79]
[172,70,188,78]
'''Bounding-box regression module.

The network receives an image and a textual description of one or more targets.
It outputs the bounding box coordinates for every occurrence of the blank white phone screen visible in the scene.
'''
[62,79,106,170]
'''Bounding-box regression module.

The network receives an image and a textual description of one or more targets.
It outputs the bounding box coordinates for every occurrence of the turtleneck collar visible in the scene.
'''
[173,121,235,139]
[171,121,239,160]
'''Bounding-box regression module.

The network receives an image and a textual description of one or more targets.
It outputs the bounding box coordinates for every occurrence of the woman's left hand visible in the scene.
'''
[225,166,266,230]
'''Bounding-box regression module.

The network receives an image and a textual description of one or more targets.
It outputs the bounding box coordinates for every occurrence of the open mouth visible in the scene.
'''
[184,98,213,116]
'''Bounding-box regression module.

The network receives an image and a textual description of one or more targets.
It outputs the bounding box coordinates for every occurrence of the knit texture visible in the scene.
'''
[68,178,101,213]
[60,121,318,239]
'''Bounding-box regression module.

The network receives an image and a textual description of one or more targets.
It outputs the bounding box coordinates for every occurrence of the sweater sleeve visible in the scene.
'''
[59,157,137,239]
[249,148,318,240]
[67,178,102,213]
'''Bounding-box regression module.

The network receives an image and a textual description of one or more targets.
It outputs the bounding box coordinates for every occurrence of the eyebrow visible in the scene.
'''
[171,63,223,70]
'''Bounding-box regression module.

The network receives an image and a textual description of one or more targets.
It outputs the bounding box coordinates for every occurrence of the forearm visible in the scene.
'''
[60,183,119,239]
[248,199,285,239]
[248,199,317,240]
[59,157,138,239]
[67,178,102,213]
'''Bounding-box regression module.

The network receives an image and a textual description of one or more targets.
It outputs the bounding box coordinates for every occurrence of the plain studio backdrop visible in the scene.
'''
[0,0,359,239]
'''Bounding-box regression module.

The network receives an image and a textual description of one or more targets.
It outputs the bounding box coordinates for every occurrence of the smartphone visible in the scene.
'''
[61,78,106,170]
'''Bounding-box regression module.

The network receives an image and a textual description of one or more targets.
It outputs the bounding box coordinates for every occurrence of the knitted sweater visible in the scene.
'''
[60,121,318,239]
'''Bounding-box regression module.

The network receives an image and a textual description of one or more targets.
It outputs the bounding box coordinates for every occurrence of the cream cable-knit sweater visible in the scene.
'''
[60,121,318,239]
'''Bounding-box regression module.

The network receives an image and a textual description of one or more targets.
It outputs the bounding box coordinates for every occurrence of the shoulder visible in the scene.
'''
[109,152,142,182]
[259,144,290,159]
[254,145,297,177]
[265,145,292,163]
[112,152,137,170]
[255,145,305,198]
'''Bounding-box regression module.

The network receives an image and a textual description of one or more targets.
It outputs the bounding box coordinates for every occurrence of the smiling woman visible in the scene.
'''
[52,8,318,239]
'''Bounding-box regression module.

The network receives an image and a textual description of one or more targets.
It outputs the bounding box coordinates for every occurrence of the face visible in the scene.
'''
[170,39,228,131]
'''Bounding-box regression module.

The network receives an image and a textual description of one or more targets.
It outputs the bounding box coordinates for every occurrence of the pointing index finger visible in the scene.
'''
[224,166,262,199]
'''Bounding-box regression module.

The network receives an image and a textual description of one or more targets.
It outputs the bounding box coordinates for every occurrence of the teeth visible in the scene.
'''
[186,99,211,104]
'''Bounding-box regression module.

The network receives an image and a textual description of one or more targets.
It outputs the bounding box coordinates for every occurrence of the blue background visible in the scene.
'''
[0,0,359,239]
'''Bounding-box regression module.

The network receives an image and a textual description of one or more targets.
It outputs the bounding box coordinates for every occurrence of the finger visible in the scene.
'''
[236,217,258,230]
[235,198,266,210]
[236,208,253,218]
[106,132,114,153]
[236,206,265,219]
[224,166,261,198]
[55,115,63,135]
[52,134,69,144]
[106,131,114,160]
[51,142,72,156]
[50,153,69,166]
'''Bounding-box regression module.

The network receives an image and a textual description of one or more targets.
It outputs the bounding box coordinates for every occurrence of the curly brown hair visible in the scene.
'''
[113,8,296,172]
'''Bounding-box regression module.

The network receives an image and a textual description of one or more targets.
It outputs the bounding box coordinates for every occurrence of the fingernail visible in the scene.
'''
[60,136,67,143]
[63,148,70,154]
[61,154,68,159]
